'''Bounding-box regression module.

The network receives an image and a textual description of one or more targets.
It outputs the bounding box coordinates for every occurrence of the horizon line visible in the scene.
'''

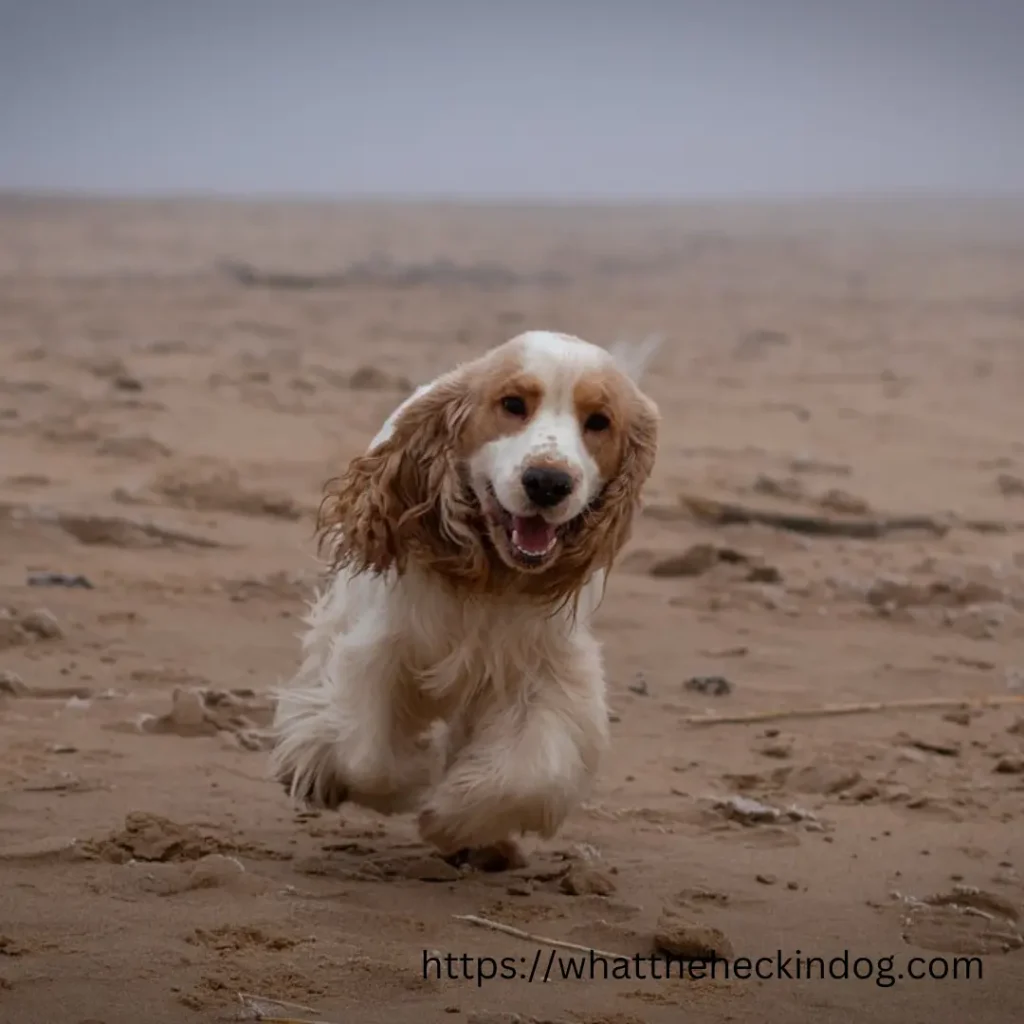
[3,187,1024,207]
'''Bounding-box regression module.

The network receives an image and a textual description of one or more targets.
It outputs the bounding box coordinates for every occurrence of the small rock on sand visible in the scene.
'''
[0,612,27,649]
[943,710,974,726]
[138,687,274,749]
[559,864,617,897]
[789,762,862,795]
[818,489,871,515]
[648,544,720,578]
[996,474,1024,498]
[19,608,63,639]
[753,474,803,501]
[399,856,462,882]
[685,675,733,697]
[142,688,217,736]
[82,812,228,863]
[713,794,780,824]
[755,739,793,759]
[627,673,649,696]
[746,564,783,584]
[654,911,734,959]
[0,670,28,696]
[845,781,881,802]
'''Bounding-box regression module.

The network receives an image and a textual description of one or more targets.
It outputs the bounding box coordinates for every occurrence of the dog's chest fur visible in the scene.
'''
[302,564,603,715]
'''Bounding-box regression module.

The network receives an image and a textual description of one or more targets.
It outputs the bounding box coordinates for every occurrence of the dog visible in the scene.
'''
[269,330,660,861]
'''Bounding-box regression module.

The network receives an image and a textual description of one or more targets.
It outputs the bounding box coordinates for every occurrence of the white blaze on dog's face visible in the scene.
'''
[465,331,638,572]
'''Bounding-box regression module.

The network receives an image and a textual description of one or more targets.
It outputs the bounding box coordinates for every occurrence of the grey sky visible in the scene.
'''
[1,0,1022,198]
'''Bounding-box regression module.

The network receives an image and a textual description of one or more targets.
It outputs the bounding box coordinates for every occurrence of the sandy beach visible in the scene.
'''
[1,195,1023,1023]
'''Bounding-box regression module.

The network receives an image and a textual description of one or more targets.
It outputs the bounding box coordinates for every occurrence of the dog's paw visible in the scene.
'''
[417,808,466,857]
[274,752,425,815]
[273,752,349,811]
[443,839,527,873]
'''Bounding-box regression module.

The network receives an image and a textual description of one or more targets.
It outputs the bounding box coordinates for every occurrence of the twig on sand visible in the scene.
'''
[452,913,622,960]
[237,992,318,1014]
[239,1017,331,1024]
[236,992,341,1024]
[682,695,1024,727]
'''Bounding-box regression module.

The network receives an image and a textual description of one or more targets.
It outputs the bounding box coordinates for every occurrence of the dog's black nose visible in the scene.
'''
[521,466,574,508]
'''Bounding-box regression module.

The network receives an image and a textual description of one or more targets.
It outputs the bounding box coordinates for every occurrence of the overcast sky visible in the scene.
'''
[1,0,1021,199]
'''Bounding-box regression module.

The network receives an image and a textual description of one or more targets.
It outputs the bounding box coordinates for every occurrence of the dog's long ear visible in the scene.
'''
[589,383,660,568]
[552,379,659,605]
[607,334,663,385]
[316,371,483,577]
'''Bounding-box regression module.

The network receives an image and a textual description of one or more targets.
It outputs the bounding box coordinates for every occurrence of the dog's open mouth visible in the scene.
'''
[484,484,563,567]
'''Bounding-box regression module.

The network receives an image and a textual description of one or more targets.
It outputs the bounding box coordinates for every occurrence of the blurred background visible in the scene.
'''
[2,4,1024,1024]
[2,0,1023,198]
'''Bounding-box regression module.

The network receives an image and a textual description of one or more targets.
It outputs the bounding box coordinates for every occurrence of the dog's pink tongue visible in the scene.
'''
[512,514,556,554]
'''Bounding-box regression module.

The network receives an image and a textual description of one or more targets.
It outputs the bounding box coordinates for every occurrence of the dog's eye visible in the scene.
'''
[584,412,611,432]
[500,395,528,417]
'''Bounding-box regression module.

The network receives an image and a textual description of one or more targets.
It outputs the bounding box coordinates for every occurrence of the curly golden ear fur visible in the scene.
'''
[316,373,486,580]
[588,386,660,565]
[542,385,659,599]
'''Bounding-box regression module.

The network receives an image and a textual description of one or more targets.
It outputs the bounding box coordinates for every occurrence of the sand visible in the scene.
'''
[1,195,1023,1024]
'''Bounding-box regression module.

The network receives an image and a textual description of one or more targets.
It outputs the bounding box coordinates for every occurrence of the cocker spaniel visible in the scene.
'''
[269,330,660,862]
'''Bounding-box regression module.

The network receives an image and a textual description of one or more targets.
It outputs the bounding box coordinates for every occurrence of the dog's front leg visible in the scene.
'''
[417,663,609,855]
[269,629,437,815]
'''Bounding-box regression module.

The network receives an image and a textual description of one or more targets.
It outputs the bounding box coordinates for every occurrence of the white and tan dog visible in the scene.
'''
[269,330,660,862]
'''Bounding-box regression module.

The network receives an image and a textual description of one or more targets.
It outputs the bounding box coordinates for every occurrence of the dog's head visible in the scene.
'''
[317,330,660,603]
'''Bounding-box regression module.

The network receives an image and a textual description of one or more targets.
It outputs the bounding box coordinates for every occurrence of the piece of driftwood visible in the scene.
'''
[0,502,224,549]
[677,493,948,538]
[682,695,1024,726]
[220,258,568,291]
[676,493,1023,538]
[453,913,622,960]
[237,992,340,1024]
[0,679,93,700]
[220,261,347,290]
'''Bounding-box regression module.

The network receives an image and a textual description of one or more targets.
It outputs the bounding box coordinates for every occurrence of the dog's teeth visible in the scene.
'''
[511,529,557,557]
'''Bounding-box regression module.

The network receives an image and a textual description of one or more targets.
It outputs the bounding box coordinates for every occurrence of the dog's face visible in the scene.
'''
[317,330,660,599]
[465,333,646,574]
